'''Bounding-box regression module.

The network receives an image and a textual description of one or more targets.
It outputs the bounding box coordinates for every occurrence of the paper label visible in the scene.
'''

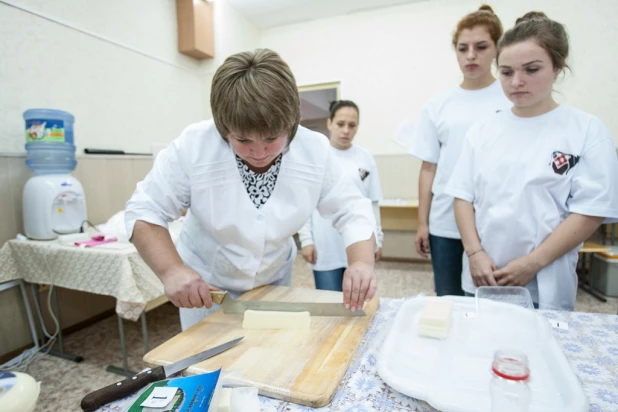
[548,320,569,330]
[141,386,178,408]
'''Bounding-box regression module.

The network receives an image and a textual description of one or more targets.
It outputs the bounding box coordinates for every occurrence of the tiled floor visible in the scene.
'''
[11,256,618,411]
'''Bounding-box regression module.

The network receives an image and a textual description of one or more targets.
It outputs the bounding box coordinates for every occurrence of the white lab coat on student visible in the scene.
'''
[125,120,375,329]
[446,106,618,310]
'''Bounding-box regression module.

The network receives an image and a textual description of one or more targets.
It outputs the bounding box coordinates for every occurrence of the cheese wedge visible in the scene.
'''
[418,298,453,339]
[242,310,311,330]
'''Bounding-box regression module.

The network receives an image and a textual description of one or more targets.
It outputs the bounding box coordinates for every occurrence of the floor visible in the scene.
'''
[13,257,618,411]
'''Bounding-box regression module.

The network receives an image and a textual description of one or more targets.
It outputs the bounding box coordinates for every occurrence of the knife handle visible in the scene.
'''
[80,366,166,412]
[210,290,227,305]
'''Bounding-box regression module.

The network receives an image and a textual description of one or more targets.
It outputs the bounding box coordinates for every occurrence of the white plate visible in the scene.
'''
[376,296,588,412]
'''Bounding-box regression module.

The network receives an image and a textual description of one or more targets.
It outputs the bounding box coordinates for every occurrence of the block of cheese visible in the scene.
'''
[242,310,311,330]
[418,298,453,339]
[216,387,232,412]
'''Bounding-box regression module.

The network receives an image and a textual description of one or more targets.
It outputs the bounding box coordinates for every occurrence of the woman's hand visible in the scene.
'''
[415,224,431,258]
[160,264,219,309]
[493,256,540,287]
[301,245,317,264]
[469,250,498,287]
[343,261,377,311]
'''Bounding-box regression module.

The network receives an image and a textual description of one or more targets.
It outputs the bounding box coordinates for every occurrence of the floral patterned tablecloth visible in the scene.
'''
[260,298,618,412]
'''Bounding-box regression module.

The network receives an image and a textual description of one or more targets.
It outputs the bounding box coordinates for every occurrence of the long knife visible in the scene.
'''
[80,336,243,412]
[210,291,366,316]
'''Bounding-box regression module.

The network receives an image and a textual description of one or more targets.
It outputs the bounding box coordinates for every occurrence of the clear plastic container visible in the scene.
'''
[476,286,535,310]
[490,349,531,412]
[25,142,77,174]
[23,108,74,144]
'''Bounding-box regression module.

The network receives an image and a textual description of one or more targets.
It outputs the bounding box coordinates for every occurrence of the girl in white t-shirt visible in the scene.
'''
[298,101,384,291]
[446,12,618,310]
[409,5,510,296]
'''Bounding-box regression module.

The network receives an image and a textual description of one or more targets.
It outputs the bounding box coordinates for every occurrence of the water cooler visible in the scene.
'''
[22,109,87,240]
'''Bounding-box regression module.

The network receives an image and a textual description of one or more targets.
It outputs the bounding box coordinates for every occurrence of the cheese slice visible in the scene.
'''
[216,387,232,412]
[242,310,311,330]
[418,298,453,339]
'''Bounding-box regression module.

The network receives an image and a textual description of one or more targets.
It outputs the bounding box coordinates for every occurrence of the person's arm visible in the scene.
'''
[297,216,317,264]
[125,132,214,309]
[132,220,215,308]
[315,146,377,311]
[345,234,377,311]
[416,161,436,257]
[408,105,440,259]
[453,199,497,287]
[494,214,604,286]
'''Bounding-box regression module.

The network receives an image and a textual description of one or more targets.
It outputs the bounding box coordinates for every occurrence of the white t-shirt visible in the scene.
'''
[409,81,511,238]
[445,105,618,310]
[298,144,383,271]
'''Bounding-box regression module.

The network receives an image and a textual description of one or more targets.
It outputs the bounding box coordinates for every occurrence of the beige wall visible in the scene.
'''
[0,155,153,359]
[261,0,618,157]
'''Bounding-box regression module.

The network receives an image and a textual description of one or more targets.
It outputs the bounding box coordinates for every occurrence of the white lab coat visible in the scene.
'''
[446,106,618,310]
[125,120,375,328]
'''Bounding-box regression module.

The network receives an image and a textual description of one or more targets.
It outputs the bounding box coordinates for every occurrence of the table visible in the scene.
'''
[578,242,612,303]
[0,238,166,375]
[256,298,618,412]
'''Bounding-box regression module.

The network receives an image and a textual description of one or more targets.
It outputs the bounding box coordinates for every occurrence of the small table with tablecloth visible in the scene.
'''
[0,237,167,375]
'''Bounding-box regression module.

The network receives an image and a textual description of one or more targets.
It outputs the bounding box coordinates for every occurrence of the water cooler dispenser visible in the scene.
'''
[22,109,87,240]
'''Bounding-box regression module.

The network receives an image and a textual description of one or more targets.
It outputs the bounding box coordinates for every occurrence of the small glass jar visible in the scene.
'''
[490,349,531,412]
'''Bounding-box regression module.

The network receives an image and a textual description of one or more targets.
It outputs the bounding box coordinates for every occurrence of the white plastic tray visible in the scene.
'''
[376,296,588,412]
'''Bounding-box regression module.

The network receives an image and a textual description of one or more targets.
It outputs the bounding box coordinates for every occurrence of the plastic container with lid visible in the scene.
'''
[490,349,531,412]
[23,108,74,144]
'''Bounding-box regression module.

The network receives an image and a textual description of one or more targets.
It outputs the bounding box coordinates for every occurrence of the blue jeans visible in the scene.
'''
[429,234,465,296]
[314,268,345,291]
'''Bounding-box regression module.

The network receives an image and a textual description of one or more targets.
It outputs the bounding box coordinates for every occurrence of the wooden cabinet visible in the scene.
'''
[176,0,214,59]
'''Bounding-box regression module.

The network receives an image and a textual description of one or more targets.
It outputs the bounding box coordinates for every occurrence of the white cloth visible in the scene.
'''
[445,105,618,310]
[297,144,383,271]
[408,81,511,239]
[125,121,375,328]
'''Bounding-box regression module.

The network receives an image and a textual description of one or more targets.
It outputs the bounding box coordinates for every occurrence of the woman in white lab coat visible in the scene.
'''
[446,12,618,310]
[125,49,377,329]
[298,100,384,291]
[409,5,510,296]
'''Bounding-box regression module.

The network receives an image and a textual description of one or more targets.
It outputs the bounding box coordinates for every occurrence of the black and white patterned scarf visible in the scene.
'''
[235,154,282,209]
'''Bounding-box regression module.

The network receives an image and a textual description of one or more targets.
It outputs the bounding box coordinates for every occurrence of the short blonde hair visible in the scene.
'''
[210,49,301,142]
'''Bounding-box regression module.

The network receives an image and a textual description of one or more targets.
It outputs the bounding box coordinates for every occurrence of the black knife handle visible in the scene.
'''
[80,366,166,412]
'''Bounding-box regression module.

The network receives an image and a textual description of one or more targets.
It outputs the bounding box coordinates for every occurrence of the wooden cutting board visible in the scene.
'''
[144,285,379,407]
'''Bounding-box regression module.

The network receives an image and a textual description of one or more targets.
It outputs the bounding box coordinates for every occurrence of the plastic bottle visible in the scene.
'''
[490,349,531,412]
[23,109,77,174]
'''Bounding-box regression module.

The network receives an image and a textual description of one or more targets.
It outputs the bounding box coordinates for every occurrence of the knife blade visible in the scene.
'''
[211,291,366,316]
[80,336,243,412]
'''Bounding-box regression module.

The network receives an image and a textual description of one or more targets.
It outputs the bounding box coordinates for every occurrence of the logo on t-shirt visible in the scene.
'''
[359,168,370,181]
[550,151,580,175]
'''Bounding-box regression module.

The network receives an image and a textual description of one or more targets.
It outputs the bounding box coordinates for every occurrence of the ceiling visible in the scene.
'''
[225,0,428,29]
